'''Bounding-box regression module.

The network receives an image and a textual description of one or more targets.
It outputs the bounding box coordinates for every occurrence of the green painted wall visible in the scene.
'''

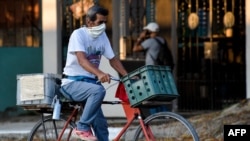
[0,47,42,112]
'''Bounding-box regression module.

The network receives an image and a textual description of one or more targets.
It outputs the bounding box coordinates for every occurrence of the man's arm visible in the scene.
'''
[75,51,111,83]
[133,30,148,52]
[109,56,128,77]
[133,39,144,52]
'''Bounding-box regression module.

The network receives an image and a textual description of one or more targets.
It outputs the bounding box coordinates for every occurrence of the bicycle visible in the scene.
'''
[27,66,200,141]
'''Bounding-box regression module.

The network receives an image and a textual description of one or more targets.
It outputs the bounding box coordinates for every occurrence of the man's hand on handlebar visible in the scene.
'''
[97,73,121,83]
[97,73,111,83]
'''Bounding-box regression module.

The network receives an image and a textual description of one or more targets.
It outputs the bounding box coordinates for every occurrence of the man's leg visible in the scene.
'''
[61,81,106,131]
[92,108,109,141]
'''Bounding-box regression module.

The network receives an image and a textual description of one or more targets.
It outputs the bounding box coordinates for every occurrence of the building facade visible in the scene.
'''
[0,0,249,116]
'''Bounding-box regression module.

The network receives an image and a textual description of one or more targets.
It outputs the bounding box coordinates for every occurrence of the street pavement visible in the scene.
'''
[0,115,126,141]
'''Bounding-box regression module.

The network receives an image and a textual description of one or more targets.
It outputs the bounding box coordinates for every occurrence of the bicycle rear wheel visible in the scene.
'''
[27,115,77,141]
[133,112,199,141]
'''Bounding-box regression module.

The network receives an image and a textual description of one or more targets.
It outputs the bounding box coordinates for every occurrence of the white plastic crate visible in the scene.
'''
[16,73,61,109]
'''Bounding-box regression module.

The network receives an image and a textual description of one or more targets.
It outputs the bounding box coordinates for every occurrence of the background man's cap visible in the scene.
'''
[143,22,159,32]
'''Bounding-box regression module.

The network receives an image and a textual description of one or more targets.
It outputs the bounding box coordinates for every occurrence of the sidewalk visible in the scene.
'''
[0,115,129,141]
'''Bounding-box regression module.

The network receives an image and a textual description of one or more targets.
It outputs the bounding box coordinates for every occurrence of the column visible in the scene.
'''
[42,0,62,74]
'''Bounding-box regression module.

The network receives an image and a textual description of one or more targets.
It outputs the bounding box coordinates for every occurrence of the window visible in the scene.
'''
[0,0,41,47]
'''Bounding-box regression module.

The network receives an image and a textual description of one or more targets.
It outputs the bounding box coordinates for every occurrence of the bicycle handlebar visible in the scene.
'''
[110,76,120,82]
[96,76,120,83]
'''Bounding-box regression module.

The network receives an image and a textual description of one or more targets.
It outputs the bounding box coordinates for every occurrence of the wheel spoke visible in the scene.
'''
[134,112,200,141]
[28,115,77,141]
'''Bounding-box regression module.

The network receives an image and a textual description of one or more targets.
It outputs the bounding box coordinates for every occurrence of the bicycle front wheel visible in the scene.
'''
[27,115,77,141]
[133,112,199,141]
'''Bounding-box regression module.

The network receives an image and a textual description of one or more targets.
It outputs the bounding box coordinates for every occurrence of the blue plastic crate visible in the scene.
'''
[121,65,179,107]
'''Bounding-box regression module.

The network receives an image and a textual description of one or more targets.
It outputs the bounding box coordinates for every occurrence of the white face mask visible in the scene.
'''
[87,23,106,38]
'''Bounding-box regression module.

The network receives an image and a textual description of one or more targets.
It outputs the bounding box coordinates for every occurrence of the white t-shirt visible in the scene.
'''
[62,26,115,85]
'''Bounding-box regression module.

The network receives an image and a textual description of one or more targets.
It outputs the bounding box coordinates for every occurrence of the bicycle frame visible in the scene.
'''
[57,103,80,141]
[56,102,156,141]
[113,102,156,141]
